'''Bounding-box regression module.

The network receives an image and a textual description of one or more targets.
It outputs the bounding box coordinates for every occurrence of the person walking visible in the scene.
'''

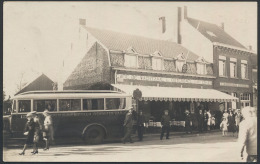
[228,110,236,137]
[235,109,242,135]
[19,112,36,155]
[220,117,228,136]
[206,110,212,131]
[197,109,204,133]
[122,107,134,144]
[184,110,192,134]
[42,110,54,150]
[137,110,145,141]
[239,106,257,162]
[31,111,42,154]
[160,110,171,140]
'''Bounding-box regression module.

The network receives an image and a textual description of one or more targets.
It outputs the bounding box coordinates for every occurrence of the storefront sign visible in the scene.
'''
[220,82,249,88]
[116,74,212,85]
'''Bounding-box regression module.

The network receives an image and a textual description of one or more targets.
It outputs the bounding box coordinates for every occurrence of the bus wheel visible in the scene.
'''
[84,126,105,144]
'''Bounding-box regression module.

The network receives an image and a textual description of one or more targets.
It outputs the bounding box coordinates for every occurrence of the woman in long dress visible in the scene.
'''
[19,112,36,155]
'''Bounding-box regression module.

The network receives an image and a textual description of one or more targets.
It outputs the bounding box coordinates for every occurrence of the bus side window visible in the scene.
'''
[83,99,104,110]
[12,100,17,113]
[34,100,57,112]
[106,98,126,110]
[59,99,81,111]
[18,100,31,113]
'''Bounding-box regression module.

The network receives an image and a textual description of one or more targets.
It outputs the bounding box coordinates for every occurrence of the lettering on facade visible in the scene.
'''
[220,82,249,88]
[116,74,212,85]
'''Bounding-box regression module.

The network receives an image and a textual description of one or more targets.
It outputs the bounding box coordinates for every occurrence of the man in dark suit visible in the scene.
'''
[197,109,204,133]
[160,110,171,140]
[137,110,145,141]
[122,107,134,144]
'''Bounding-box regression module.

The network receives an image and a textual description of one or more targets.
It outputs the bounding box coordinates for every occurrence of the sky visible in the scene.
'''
[3,2,257,98]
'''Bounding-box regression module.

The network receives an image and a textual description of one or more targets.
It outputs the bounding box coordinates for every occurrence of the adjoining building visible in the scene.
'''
[63,20,237,126]
[169,6,256,110]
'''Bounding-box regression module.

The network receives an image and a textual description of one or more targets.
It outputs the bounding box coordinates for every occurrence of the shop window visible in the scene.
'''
[83,99,104,110]
[196,63,206,75]
[124,54,137,68]
[33,99,57,112]
[219,58,226,77]
[105,98,126,110]
[241,62,248,79]
[59,99,81,111]
[230,60,237,78]
[240,93,250,108]
[152,58,163,70]
[18,100,31,113]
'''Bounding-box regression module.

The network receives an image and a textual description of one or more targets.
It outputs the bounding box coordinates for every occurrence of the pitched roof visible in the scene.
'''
[187,17,246,49]
[84,26,201,61]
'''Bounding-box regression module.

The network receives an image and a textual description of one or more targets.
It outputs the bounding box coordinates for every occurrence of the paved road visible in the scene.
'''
[3,131,246,162]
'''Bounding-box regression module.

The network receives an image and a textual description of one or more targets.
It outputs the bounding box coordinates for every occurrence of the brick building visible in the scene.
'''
[170,6,257,110]
[63,20,237,125]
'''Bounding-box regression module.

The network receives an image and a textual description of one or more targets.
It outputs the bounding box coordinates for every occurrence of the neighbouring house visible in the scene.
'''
[15,73,55,95]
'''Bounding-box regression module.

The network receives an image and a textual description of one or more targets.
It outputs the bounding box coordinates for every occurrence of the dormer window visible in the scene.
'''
[151,51,163,70]
[175,53,186,72]
[124,47,138,68]
[196,57,207,75]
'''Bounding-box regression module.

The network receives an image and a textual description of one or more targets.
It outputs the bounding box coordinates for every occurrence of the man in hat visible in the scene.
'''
[160,110,171,140]
[122,107,134,144]
[239,106,257,162]
[185,110,192,134]
[43,109,54,150]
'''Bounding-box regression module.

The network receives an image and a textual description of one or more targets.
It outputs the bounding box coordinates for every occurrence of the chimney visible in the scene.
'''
[221,22,224,30]
[159,17,166,33]
[248,45,252,51]
[79,18,86,26]
[177,7,182,44]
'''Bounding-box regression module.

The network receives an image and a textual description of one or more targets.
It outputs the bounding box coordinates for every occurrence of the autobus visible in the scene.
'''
[3,90,132,144]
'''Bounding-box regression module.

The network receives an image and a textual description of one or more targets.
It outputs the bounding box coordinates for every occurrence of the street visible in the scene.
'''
[3,131,246,162]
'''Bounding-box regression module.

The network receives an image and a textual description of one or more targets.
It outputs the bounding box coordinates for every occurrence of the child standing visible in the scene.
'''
[220,117,228,136]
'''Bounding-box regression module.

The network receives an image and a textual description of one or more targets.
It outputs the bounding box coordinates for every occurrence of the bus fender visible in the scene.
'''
[82,123,107,138]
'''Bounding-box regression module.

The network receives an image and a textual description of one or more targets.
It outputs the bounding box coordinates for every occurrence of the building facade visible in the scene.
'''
[64,21,237,129]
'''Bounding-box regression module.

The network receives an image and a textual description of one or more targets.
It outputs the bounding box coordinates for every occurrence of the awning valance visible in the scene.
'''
[112,84,239,102]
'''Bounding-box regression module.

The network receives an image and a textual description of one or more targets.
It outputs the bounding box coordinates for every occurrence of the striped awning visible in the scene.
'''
[112,84,238,102]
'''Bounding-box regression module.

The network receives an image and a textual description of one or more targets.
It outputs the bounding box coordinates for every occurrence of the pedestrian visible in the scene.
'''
[220,117,228,137]
[160,110,171,140]
[19,112,36,155]
[184,110,192,134]
[203,110,208,132]
[197,109,204,133]
[122,107,134,144]
[223,109,229,119]
[31,111,42,154]
[235,109,242,135]
[211,115,216,130]
[228,110,236,137]
[239,106,257,162]
[42,109,54,150]
[207,110,211,131]
[137,110,145,141]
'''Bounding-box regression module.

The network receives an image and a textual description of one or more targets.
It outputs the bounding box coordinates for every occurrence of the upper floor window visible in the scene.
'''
[152,58,163,70]
[124,54,137,68]
[176,60,185,72]
[241,60,248,79]
[196,63,206,75]
[230,58,237,78]
[219,56,226,77]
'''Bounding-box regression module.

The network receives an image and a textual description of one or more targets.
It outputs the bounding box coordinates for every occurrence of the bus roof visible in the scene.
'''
[14,90,131,99]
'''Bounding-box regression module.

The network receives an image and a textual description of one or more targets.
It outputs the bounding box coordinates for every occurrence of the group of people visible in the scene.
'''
[19,109,54,155]
[220,108,243,137]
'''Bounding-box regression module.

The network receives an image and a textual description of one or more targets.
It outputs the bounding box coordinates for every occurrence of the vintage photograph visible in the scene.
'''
[3,1,257,162]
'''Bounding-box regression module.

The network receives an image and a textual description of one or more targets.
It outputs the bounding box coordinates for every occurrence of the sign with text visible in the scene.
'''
[116,74,212,85]
[220,82,249,88]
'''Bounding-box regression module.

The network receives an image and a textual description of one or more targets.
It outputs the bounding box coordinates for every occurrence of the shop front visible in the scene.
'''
[112,84,238,132]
